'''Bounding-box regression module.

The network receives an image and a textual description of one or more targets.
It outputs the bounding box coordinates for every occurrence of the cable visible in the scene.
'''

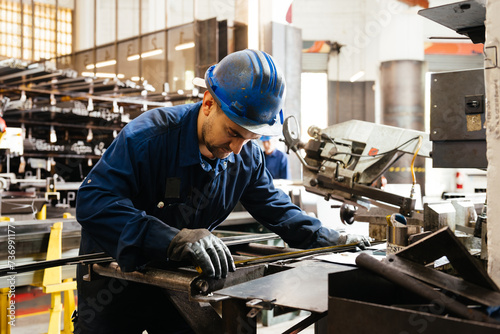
[321,134,421,159]
[409,136,423,199]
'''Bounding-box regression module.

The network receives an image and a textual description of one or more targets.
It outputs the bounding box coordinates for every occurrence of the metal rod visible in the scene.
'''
[8,87,170,107]
[0,234,277,277]
[386,254,500,307]
[223,233,280,246]
[234,242,380,266]
[355,253,499,324]
[0,252,112,277]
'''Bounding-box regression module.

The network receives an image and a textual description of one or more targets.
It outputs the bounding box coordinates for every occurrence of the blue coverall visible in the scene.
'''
[74,101,339,333]
[265,148,291,180]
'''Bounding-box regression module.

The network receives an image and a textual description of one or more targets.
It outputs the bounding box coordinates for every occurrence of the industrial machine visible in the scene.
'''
[282,115,431,239]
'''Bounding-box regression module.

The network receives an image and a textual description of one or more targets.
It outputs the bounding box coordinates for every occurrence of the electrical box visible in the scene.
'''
[430,68,487,168]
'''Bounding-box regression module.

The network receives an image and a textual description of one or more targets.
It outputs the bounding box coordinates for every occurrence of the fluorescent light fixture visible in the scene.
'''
[127,54,140,61]
[86,59,117,70]
[174,42,195,51]
[127,49,164,61]
[349,70,365,82]
[82,72,125,79]
[131,76,144,82]
[142,49,163,58]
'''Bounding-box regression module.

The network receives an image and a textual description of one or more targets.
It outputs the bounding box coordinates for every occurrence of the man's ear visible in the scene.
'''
[202,91,216,116]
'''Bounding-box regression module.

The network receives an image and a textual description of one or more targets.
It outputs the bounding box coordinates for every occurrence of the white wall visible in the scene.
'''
[74,0,94,51]
[293,0,481,192]
[292,0,470,82]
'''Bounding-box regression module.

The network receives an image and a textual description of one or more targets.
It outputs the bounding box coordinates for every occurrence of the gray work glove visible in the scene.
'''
[337,233,372,250]
[167,228,235,279]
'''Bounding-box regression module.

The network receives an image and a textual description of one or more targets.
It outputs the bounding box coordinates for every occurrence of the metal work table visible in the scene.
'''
[87,246,363,334]
[214,260,354,313]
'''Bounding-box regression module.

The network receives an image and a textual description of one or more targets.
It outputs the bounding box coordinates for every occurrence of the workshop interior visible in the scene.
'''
[1,0,500,333]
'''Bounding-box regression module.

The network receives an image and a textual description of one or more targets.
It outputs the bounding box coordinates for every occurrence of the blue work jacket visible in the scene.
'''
[76,102,339,272]
[265,149,291,180]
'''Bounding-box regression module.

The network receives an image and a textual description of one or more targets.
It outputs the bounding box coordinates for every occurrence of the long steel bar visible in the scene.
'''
[0,252,112,277]
[0,233,281,277]
[7,70,66,86]
[233,242,382,266]
[223,233,280,246]
[0,66,49,81]
[355,253,499,324]
[12,87,170,106]
[385,254,500,307]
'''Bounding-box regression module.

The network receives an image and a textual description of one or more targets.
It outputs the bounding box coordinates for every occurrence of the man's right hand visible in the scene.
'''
[167,228,235,279]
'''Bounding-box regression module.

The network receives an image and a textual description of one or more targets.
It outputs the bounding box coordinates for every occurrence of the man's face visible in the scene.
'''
[201,106,261,159]
[262,140,274,155]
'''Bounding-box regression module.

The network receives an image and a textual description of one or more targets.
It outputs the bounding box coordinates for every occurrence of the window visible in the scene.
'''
[0,0,22,59]
[0,0,73,62]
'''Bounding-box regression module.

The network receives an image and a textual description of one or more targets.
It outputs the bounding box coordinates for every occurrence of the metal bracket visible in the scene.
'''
[246,298,276,318]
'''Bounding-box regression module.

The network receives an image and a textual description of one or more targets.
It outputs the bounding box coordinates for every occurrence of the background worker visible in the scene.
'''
[74,49,370,333]
[260,135,291,180]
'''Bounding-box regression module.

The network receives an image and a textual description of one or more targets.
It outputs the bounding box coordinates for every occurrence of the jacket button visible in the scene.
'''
[157,201,164,208]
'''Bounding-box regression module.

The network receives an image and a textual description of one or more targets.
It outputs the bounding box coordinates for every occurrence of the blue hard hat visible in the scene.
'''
[260,136,272,142]
[197,49,286,136]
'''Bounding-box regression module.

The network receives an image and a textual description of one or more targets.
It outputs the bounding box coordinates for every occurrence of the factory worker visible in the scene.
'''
[74,49,370,333]
[260,135,291,180]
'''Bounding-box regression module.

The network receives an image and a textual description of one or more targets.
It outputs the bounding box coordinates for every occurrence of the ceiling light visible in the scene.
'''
[81,72,125,79]
[85,59,117,70]
[127,54,140,61]
[174,42,195,51]
[127,49,164,61]
[142,49,163,58]
[349,70,365,82]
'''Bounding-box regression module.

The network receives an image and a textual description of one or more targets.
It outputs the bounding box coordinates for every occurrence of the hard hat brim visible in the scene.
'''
[192,77,207,89]
[193,77,283,136]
